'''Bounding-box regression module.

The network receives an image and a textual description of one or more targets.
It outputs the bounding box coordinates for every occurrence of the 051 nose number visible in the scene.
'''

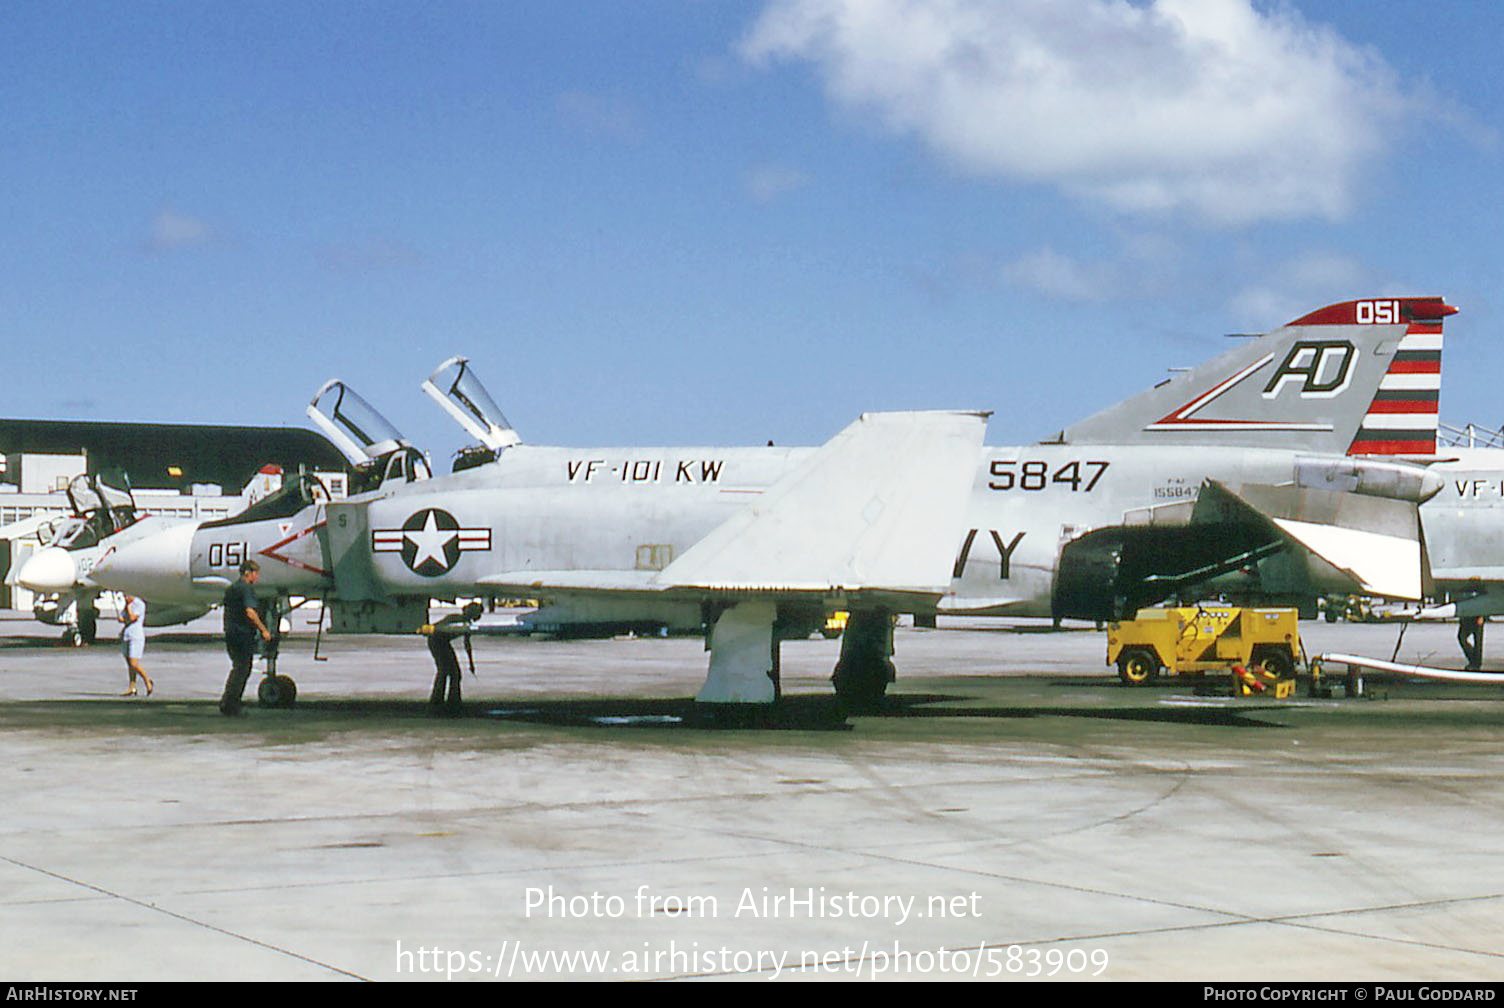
[207,542,250,568]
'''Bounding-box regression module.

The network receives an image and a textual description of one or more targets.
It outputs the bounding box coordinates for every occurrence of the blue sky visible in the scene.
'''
[4,1,1501,464]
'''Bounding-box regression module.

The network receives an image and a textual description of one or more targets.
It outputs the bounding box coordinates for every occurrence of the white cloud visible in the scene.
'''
[743,0,1426,224]
[147,208,213,251]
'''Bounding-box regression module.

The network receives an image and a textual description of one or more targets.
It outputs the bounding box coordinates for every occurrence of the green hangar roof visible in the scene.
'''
[0,418,350,493]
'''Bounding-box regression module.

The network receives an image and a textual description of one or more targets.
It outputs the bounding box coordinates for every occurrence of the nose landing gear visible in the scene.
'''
[257,672,298,708]
[256,595,299,708]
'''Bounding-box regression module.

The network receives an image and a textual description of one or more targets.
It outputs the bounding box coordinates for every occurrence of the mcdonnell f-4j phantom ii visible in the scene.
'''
[92,297,1454,711]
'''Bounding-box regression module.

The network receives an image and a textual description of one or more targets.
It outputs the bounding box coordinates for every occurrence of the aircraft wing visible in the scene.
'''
[1200,480,1427,600]
[476,570,664,594]
[476,410,988,606]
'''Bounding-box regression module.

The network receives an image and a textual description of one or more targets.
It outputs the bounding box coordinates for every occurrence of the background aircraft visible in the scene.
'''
[12,472,211,642]
[1394,435,1504,666]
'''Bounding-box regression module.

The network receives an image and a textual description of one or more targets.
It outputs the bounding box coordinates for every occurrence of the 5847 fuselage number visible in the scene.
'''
[988,460,1109,492]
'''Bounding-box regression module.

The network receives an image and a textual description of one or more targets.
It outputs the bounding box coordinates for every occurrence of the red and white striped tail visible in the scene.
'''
[1348,305,1448,455]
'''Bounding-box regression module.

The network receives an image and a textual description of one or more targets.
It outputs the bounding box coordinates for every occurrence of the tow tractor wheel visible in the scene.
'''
[1117,647,1160,686]
[257,674,298,709]
[1254,648,1295,681]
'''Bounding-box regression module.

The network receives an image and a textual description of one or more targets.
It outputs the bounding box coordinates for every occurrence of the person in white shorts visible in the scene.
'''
[120,594,152,696]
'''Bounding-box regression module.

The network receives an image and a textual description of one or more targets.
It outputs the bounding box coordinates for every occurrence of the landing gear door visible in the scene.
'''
[421,356,521,453]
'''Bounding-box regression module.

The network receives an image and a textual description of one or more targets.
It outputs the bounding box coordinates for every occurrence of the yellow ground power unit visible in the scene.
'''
[1106,606,1301,692]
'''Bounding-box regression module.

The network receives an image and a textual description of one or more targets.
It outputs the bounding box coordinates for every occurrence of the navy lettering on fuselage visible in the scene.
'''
[1454,479,1504,499]
[954,529,1025,580]
[567,459,725,484]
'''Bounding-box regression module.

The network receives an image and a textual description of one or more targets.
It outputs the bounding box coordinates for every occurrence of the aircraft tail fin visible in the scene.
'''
[1059,298,1456,456]
[1342,304,1447,456]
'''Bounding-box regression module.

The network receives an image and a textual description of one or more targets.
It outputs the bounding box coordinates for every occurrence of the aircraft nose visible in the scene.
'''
[17,547,78,593]
[90,524,196,599]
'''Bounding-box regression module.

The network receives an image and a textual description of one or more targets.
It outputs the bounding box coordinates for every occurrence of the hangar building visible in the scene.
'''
[0,419,350,609]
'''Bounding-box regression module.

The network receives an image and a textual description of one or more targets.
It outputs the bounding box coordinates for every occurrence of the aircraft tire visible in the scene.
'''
[1116,647,1160,686]
[257,675,298,709]
[832,610,895,711]
[832,659,892,711]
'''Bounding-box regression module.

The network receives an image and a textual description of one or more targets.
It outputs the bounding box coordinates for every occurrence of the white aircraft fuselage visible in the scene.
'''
[101,439,1429,623]
[86,296,1454,708]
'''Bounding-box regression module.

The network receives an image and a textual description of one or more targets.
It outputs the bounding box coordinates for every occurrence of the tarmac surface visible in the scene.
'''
[2,609,1502,982]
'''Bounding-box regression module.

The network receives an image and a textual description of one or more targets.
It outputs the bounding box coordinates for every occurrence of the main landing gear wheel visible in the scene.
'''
[1116,647,1160,686]
[832,660,892,711]
[78,607,98,645]
[257,674,298,708]
[831,609,896,712]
